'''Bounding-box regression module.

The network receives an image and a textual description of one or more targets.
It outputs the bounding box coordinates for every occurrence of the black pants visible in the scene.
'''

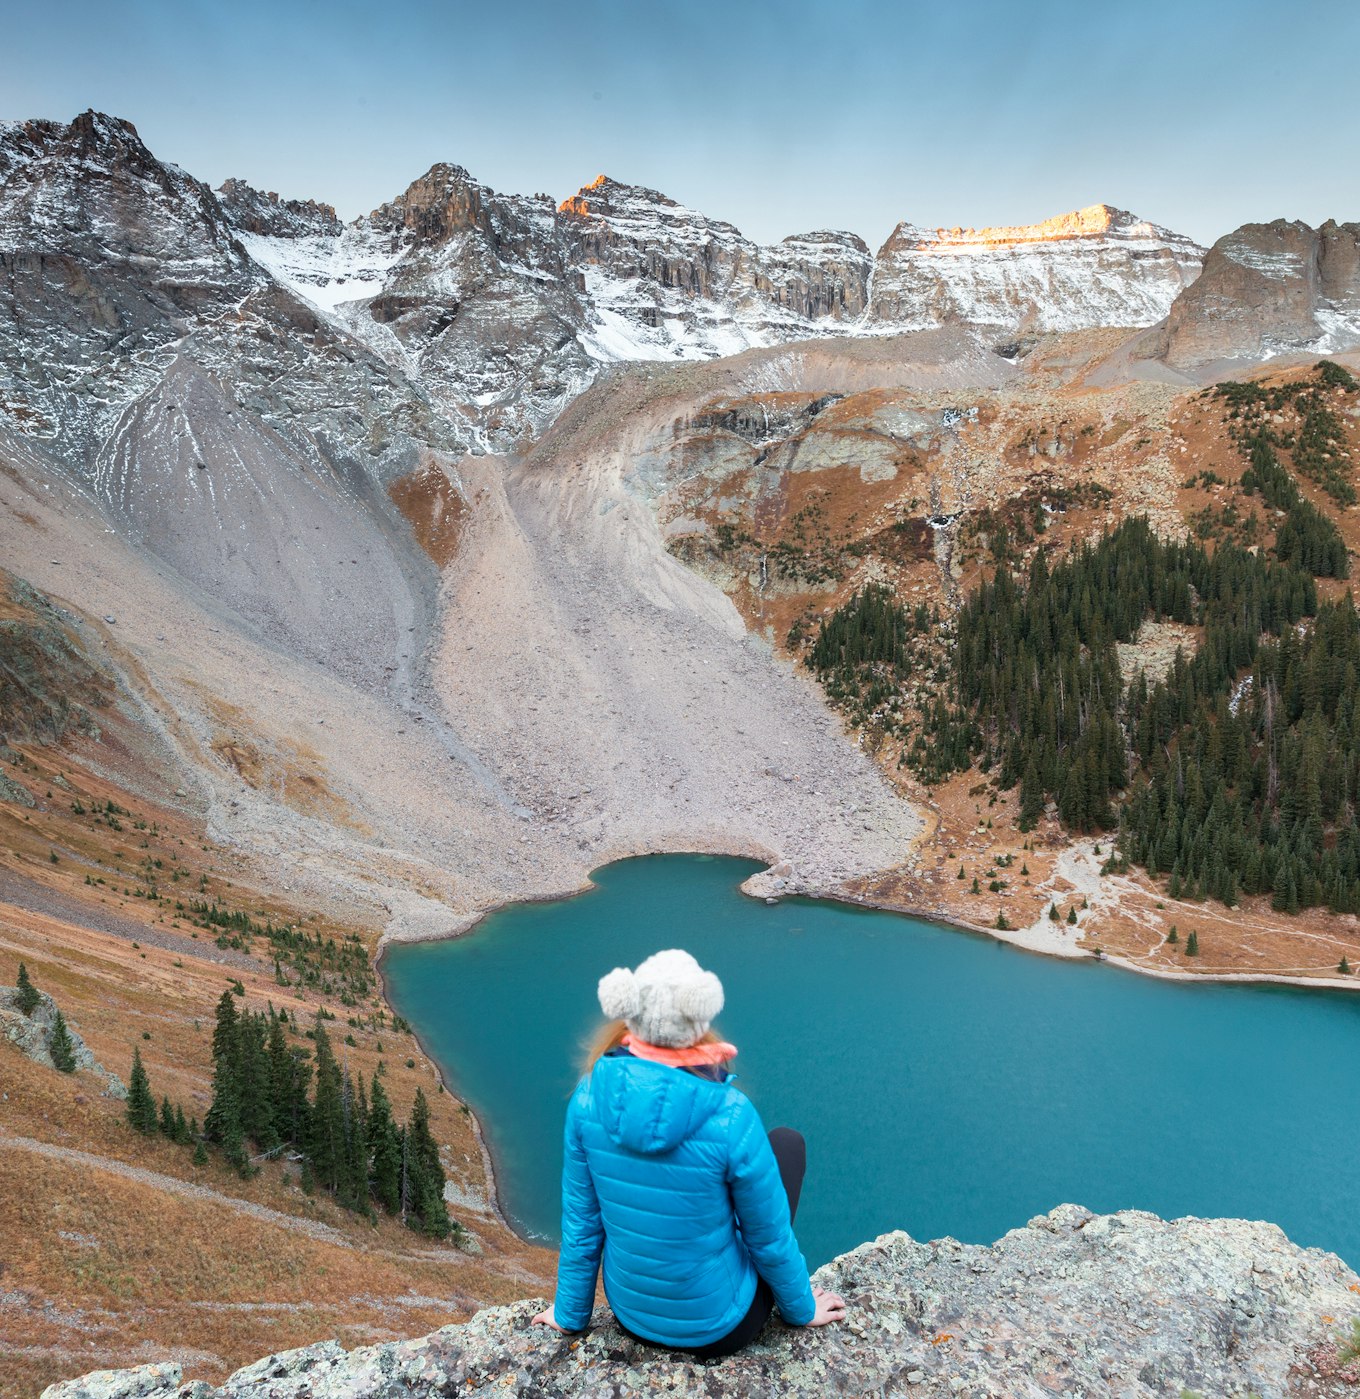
[620,1127,807,1361]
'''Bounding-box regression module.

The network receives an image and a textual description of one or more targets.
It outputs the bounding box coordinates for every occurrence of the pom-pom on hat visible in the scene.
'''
[597,948,724,1049]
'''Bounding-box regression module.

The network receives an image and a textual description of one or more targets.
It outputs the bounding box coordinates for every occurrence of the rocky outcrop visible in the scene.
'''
[0,569,108,745]
[216,180,342,239]
[39,1206,1360,1398]
[556,175,873,356]
[0,986,125,1095]
[1146,218,1360,371]
[868,204,1203,341]
[352,164,591,445]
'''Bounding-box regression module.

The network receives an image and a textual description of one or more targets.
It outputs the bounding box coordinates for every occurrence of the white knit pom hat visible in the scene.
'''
[597,948,724,1049]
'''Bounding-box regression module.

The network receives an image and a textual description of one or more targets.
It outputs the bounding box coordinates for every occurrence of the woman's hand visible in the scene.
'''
[806,1284,847,1327]
[532,1305,569,1332]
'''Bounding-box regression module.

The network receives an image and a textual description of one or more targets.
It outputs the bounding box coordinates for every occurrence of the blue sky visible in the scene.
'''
[4,0,1356,248]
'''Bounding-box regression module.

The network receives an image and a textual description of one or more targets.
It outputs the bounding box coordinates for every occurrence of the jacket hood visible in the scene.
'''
[590,1053,728,1155]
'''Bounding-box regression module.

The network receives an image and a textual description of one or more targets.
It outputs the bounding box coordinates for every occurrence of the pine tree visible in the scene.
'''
[126,1047,157,1132]
[15,962,40,1016]
[1186,930,1200,957]
[403,1088,452,1239]
[1019,759,1045,831]
[237,1012,277,1153]
[49,1011,77,1073]
[204,991,240,1142]
[1048,903,1060,922]
[1340,955,1351,975]
[173,1103,191,1145]
[368,1075,402,1215]
[204,992,248,1170]
[342,1072,372,1216]
[1166,925,1179,944]
[159,1096,176,1137]
[222,1108,248,1173]
[267,1010,311,1149]
[193,1137,208,1166]
[307,1019,346,1195]
[1066,906,1077,925]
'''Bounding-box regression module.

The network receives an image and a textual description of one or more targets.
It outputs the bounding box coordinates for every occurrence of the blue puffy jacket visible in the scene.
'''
[551,1051,816,1345]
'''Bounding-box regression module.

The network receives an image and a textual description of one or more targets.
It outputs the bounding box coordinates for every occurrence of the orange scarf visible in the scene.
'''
[621,1033,737,1067]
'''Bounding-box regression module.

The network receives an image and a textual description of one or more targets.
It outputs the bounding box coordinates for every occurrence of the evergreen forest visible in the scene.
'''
[804,363,1360,916]
[126,991,456,1239]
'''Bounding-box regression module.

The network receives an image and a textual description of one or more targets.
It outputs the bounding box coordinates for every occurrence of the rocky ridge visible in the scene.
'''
[869,204,1204,337]
[1143,218,1360,371]
[210,152,1205,442]
[40,1206,1360,1399]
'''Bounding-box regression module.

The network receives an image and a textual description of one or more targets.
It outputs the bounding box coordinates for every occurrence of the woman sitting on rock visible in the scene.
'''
[532,948,846,1357]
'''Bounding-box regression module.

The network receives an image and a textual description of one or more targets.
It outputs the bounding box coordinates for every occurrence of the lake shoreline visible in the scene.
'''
[378,853,1360,1272]
[372,945,517,1238]
[376,846,1360,993]
[376,849,1359,1257]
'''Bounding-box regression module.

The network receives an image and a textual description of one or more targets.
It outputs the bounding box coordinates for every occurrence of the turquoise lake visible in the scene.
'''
[381,854,1360,1270]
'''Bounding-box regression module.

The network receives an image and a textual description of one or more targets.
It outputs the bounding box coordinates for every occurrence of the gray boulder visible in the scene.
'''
[0,985,126,1097]
[39,1205,1360,1398]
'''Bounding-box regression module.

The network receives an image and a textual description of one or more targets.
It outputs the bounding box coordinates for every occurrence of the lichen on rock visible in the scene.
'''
[40,1206,1360,1398]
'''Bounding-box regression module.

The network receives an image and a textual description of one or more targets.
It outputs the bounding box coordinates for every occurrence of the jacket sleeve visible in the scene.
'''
[551,1085,604,1331]
[726,1099,816,1326]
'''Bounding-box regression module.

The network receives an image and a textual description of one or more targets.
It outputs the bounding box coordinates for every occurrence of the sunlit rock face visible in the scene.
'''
[1147,218,1360,370]
[556,174,873,360]
[867,203,1205,340]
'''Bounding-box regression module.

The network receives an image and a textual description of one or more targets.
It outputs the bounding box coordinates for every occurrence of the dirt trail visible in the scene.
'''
[0,1130,350,1246]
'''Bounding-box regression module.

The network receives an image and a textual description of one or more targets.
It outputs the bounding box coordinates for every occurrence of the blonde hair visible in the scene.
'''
[581,1018,728,1073]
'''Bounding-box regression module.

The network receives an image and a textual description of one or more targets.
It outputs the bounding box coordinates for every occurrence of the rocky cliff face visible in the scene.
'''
[0,112,467,688]
[868,204,1204,339]
[40,1206,1360,1398]
[1147,218,1360,371]
[224,160,593,448]
[556,175,873,358]
[215,179,343,238]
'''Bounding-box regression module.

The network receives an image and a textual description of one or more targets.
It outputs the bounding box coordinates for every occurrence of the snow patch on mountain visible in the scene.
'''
[1223,244,1308,279]
[237,228,406,312]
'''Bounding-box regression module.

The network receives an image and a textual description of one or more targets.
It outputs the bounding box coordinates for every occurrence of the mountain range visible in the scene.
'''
[5,106,1360,1394]
[5,110,1359,466]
